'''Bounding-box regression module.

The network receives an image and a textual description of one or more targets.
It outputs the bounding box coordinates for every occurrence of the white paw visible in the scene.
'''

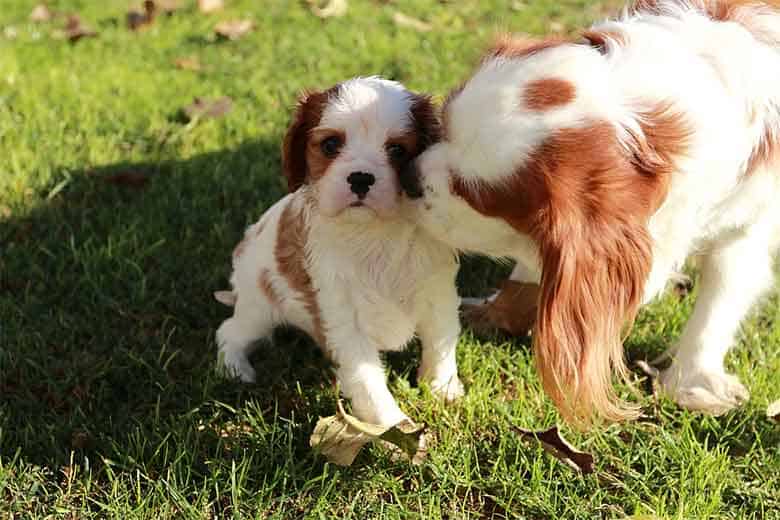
[217,350,256,383]
[426,374,465,402]
[660,366,749,416]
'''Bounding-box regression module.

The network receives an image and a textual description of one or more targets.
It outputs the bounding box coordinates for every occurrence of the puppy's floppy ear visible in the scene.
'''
[281,89,331,192]
[409,94,441,155]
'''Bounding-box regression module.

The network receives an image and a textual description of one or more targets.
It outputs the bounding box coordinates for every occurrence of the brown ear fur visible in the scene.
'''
[449,107,690,425]
[409,94,441,155]
[281,88,335,192]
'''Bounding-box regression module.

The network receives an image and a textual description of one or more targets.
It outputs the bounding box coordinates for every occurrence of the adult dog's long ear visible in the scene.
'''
[281,89,331,192]
[530,106,690,426]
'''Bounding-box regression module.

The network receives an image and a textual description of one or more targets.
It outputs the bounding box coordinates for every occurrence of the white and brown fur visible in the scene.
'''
[215,77,463,427]
[403,0,780,425]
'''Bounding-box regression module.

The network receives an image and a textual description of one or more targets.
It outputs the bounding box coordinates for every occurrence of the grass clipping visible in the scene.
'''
[310,401,425,466]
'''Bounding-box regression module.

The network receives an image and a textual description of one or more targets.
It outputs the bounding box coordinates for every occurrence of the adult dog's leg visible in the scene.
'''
[660,226,774,415]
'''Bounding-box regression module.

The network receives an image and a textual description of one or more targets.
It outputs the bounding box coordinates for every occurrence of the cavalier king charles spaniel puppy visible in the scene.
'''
[402,0,780,425]
[215,77,463,427]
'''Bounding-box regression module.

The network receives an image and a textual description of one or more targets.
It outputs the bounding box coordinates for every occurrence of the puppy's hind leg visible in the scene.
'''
[216,297,275,383]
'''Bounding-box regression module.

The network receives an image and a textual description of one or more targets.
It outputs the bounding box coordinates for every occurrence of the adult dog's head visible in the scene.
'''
[283,76,438,219]
[402,35,691,425]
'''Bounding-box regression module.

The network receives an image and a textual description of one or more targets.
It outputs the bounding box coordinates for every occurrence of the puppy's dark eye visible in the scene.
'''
[320,136,343,158]
[386,143,407,162]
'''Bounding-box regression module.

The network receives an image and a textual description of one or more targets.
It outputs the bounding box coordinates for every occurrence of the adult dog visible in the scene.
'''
[402,0,780,424]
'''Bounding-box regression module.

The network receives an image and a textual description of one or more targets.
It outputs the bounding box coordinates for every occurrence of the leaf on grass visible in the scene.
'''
[461,281,538,337]
[174,56,202,71]
[214,20,254,40]
[768,399,780,421]
[392,12,432,32]
[310,400,425,466]
[62,15,97,42]
[105,171,149,189]
[198,0,224,13]
[30,4,54,22]
[308,0,348,18]
[182,96,233,120]
[127,1,157,31]
[514,425,595,474]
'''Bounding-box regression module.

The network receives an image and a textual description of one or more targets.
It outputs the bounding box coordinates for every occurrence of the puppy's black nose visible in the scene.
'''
[347,171,375,199]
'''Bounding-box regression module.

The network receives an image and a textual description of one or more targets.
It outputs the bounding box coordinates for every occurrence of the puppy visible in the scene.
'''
[402,0,780,425]
[215,77,463,427]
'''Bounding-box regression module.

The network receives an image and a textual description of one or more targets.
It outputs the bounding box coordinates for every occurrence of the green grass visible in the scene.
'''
[1,1,779,518]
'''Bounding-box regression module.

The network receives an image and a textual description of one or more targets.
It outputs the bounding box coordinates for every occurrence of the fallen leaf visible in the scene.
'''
[30,4,53,22]
[308,0,348,18]
[514,425,595,474]
[768,399,780,421]
[174,56,202,71]
[198,0,224,13]
[182,96,233,120]
[127,0,157,31]
[310,400,425,466]
[392,12,432,32]
[63,15,97,42]
[214,19,254,40]
[104,171,149,188]
[461,281,538,337]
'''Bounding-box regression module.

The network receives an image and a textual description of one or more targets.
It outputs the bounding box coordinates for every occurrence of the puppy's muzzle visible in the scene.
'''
[399,161,424,199]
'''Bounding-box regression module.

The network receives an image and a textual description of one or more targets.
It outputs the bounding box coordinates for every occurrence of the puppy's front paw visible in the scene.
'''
[217,350,257,383]
[660,366,749,415]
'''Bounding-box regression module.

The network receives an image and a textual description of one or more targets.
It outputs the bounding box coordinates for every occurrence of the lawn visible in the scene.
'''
[1,0,779,518]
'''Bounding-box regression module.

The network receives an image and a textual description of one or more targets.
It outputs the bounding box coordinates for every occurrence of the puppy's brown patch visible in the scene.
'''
[523,78,577,111]
[258,269,281,308]
[275,202,326,347]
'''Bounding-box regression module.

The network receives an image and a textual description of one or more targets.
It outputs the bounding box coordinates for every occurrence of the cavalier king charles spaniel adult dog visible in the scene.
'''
[215,77,463,427]
[402,0,780,425]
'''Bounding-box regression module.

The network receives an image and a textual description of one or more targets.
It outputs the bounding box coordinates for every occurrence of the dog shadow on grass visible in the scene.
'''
[0,138,508,478]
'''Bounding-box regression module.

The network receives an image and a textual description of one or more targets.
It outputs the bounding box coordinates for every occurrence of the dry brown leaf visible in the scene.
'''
[182,96,233,120]
[515,425,595,473]
[198,0,224,13]
[214,19,254,40]
[462,281,538,337]
[392,12,432,32]
[127,1,157,31]
[309,0,348,18]
[174,56,202,71]
[105,171,149,189]
[63,15,97,42]
[768,399,780,421]
[310,400,425,466]
[30,4,53,22]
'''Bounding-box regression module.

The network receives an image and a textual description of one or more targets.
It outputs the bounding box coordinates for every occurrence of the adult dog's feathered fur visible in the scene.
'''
[403,0,780,425]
